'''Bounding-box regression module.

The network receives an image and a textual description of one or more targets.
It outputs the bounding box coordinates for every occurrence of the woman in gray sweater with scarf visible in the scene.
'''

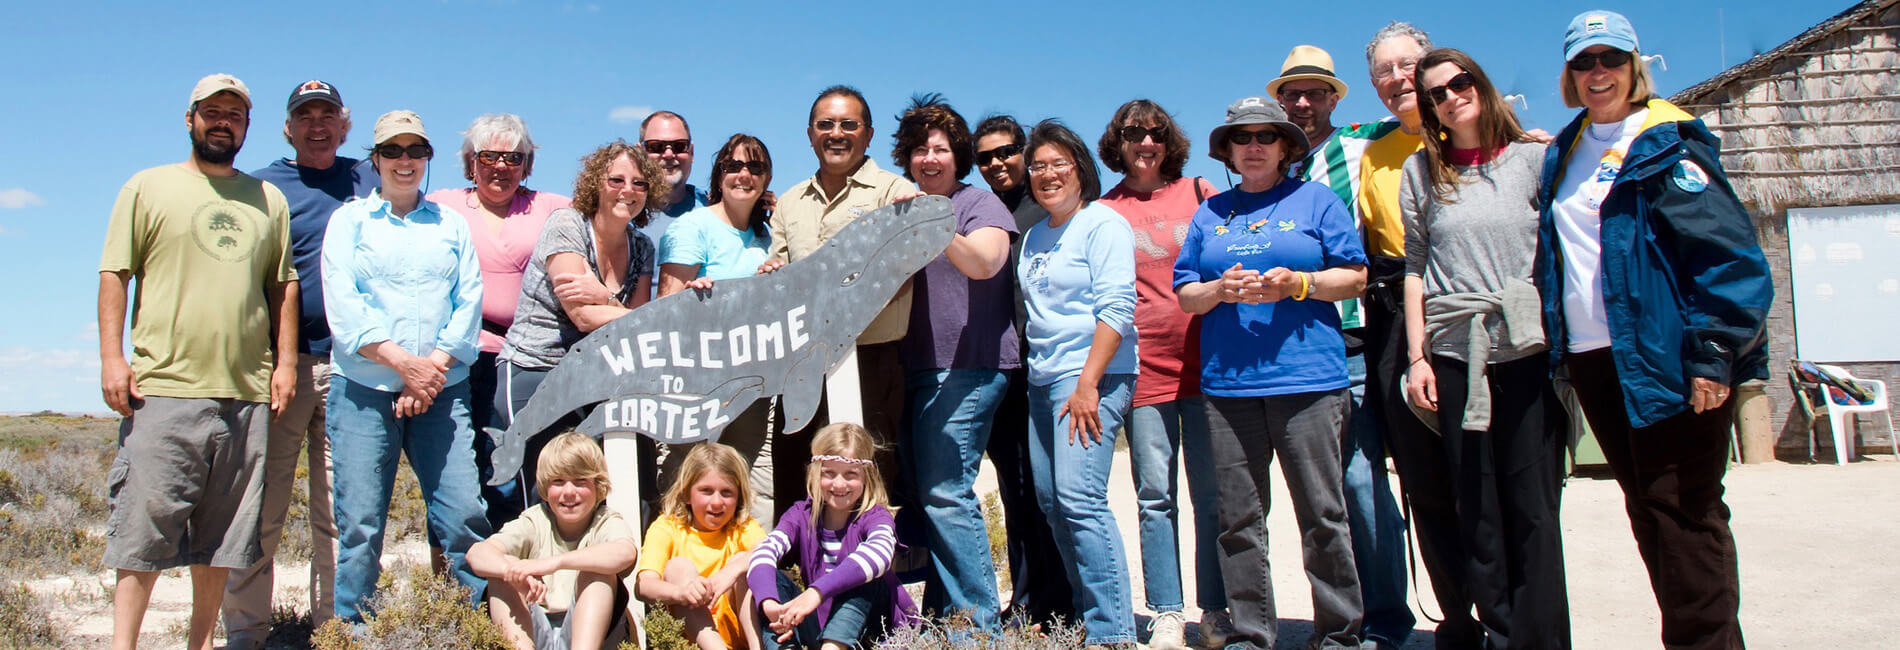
[1400,48,1570,649]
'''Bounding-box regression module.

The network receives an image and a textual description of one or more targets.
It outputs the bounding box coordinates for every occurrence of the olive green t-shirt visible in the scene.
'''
[99,164,295,402]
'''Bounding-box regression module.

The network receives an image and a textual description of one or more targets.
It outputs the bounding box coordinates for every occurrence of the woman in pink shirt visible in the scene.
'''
[425,113,571,530]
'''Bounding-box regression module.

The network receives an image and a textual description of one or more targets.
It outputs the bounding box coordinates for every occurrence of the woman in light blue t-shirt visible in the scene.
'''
[1014,119,1140,647]
[657,134,773,293]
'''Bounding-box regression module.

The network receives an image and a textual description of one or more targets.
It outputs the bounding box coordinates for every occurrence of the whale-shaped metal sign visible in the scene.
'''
[485,195,955,485]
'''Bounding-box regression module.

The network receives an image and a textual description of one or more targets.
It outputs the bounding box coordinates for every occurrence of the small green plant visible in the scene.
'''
[310,564,508,650]
[640,605,694,650]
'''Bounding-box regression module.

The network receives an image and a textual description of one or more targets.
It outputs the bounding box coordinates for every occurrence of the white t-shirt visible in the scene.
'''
[1552,109,1648,353]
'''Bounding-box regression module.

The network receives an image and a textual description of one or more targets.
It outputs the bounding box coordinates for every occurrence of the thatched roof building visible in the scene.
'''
[1670,0,1900,453]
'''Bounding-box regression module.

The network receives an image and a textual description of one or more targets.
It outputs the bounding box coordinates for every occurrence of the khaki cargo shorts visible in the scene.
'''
[102,396,269,571]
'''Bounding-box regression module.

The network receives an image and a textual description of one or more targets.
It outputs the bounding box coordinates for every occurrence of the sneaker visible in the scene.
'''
[1148,611,1188,650]
[1198,609,1235,649]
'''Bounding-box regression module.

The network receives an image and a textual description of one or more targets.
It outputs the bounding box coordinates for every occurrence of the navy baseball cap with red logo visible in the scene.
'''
[286,79,344,112]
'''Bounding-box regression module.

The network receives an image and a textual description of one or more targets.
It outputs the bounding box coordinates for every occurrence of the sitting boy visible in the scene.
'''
[469,431,639,650]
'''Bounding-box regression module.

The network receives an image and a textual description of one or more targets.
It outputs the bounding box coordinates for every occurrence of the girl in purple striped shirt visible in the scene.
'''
[746,423,917,648]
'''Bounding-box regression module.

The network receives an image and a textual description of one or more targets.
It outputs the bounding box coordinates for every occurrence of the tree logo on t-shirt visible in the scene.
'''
[190,201,261,263]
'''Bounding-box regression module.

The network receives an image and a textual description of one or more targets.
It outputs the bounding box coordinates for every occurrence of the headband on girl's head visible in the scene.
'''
[812,454,873,466]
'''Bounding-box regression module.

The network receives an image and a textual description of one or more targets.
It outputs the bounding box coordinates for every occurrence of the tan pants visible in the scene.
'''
[221,354,337,648]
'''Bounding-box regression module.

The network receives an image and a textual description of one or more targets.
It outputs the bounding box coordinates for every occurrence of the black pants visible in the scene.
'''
[1433,355,1570,649]
[990,367,1076,624]
[1361,264,1477,649]
[1566,349,1744,650]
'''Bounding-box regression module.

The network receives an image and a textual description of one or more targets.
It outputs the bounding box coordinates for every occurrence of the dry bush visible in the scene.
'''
[277,455,430,566]
[310,563,507,650]
[875,610,1087,650]
[981,490,1012,595]
[637,606,693,650]
[0,570,66,649]
[0,441,113,578]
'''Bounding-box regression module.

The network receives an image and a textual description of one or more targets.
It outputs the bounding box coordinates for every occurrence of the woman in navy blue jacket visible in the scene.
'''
[1534,11,1771,650]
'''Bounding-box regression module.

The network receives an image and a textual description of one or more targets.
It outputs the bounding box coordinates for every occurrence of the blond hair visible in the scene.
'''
[534,431,610,504]
[1561,48,1657,110]
[660,442,755,533]
[804,422,893,528]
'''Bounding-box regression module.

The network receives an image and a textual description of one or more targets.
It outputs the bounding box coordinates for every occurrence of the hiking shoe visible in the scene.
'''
[1199,608,1235,648]
[1148,611,1188,650]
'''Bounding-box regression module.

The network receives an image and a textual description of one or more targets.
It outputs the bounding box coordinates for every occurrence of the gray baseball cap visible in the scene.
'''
[1207,96,1308,165]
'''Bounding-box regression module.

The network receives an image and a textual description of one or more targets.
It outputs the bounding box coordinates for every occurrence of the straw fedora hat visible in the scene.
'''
[1265,45,1349,99]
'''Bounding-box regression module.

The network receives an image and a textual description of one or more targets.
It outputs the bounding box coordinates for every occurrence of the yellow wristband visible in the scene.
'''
[1295,272,1311,301]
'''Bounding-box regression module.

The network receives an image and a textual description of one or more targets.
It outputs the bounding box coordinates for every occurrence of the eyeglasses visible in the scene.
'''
[642,139,692,155]
[975,143,1023,166]
[1277,88,1335,104]
[718,159,769,175]
[604,176,650,190]
[1118,124,1168,143]
[1226,129,1280,146]
[812,118,863,133]
[1027,160,1075,176]
[375,143,433,159]
[1567,49,1633,72]
[1425,72,1477,104]
[1372,57,1419,81]
[475,150,525,166]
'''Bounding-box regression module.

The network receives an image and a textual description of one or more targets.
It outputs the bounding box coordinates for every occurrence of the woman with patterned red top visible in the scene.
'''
[1094,99,1227,649]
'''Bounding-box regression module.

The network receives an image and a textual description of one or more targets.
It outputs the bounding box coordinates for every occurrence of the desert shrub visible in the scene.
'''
[0,572,65,649]
[639,606,694,650]
[310,564,507,650]
[0,443,111,578]
[276,455,429,566]
[875,610,1086,650]
[263,605,316,649]
[981,490,1012,595]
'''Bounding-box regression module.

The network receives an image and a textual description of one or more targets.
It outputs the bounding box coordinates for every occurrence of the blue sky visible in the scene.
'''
[0,0,1844,412]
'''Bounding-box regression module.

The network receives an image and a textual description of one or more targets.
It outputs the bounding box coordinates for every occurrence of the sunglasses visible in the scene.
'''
[1226,129,1280,146]
[642,139,692,155]
[375,143,433,159]
[718,159,769,175]
[1118,124,1168,143]
[1277,87,1335,104]
[1567,49,1634,72]
[1425,72,1477,104]
[975,143,1023,166]
[604,176,650,190]
[812,118,863,133]
[475,150,525,166]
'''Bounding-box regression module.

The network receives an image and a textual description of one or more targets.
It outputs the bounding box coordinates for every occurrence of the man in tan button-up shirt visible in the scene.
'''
[763,85,918,523]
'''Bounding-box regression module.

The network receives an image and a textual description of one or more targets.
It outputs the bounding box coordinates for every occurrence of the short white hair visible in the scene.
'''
[459,113,537,179]
[1365,21,1434,68]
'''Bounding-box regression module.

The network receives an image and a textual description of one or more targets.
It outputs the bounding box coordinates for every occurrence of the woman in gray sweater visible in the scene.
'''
[1399,48,1570,648]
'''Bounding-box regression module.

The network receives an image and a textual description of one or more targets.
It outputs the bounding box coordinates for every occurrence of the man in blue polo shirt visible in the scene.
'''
[228,79,377,649]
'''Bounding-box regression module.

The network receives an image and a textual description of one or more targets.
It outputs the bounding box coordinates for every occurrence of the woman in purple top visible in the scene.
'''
[888,95,1018,630]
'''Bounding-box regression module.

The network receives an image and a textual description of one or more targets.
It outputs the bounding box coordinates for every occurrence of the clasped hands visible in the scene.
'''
[1216,263,1305,304]
[759,587,824,643]
[394,350,453,417]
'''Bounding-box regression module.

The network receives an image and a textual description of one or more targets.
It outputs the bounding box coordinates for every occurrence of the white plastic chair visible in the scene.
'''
[1816,364,1896,465]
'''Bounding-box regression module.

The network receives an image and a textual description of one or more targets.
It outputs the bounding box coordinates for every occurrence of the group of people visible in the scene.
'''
[97,9,1770,650]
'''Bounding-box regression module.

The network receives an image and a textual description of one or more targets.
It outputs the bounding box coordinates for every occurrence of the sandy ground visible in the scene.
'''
[41,454,1900,649]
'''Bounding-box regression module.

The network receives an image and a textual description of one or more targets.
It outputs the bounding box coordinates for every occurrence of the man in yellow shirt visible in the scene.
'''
[96,73,298,650]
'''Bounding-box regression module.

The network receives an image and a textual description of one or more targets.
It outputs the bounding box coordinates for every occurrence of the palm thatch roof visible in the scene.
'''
[1670,0,1900,214]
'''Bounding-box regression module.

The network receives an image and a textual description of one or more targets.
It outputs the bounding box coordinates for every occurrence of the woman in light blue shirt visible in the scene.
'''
[656,133,774,294]
[321,110,489,622]
[1015,119,1140,647]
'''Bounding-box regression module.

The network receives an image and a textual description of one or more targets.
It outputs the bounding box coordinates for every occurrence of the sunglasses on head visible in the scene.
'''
[1568,49,1634,72]
[475,150,524,166]
[812,118,863,133]
[604,176,649,190]
[642,139,692,155]
[975,143,1023,166]
[1118,124,1168,143]
[1226,129,1280,146]
[375,143,433,160]
[718,159,769,175]
[1426,72,1477,104]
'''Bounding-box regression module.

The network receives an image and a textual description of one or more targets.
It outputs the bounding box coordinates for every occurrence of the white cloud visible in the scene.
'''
[608,105,653,125]
[74,323,99,342]
[0,188,45,209]
[0,347,101,371]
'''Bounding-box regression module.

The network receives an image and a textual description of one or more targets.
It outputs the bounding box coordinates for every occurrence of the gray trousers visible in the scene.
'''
[1204,390,1365,650]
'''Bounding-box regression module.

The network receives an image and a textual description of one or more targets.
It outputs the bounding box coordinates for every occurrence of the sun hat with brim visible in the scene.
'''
[188,73,251,111]
[372,110,428,145]
[1564,10,1640,62]
[1207,96,1309,164]
[1265,45,1349,99]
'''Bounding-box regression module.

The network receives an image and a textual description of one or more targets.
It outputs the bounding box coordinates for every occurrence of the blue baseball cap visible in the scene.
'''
[1564,10,1640,62]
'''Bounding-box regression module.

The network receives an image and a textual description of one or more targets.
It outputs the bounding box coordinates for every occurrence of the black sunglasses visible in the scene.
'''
[718,159,769,175]
[975,143,1023,166]
[1118,125,1168,143]
[642,139,692,155]
[812,118,863,133]
[1425,72,1477,104]
[1226,129,1280,146]
[1568,49,1633,72]
[475,150,525,166]
[1277,87,1335,105]
[375,143,433,160]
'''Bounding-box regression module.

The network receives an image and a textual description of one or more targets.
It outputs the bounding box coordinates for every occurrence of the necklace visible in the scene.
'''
[1223,182,1284,231]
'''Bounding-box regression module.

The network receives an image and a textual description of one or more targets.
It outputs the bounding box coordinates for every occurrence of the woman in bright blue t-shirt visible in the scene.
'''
[657,133,773,293]
[1170,97,1369,650]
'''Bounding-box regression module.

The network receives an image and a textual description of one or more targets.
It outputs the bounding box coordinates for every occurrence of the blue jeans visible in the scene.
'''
[758,570,889,648]
[1125,396,1226,613]
[1342,354,1415,645]
[1028,374,1136,645]
[328,379,491,622]
[905,368,1008,628]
